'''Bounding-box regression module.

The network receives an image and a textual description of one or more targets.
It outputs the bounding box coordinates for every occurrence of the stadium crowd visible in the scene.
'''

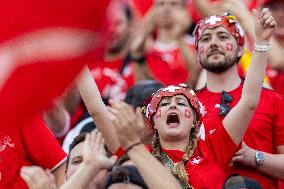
[1,0,284,189]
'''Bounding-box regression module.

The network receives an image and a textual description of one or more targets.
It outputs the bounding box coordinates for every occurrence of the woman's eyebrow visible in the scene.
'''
[175,97,186,101]
[161,97,170,101]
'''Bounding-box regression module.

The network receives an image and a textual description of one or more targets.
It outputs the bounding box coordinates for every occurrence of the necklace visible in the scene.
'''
[160,151,194,189]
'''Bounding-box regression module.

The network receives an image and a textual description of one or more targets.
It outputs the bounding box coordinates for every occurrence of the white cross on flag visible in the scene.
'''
[163,86,181,93]
[205,16,222,25]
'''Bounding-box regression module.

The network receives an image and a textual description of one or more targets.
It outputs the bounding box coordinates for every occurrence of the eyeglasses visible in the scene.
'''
[219,91,233,116]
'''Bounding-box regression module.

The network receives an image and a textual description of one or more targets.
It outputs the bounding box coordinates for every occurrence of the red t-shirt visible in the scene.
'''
[196,84,284,189]
[89,57,134,100]
[146,41,194,86]
[0,115,67,189]
[116,124,238,188]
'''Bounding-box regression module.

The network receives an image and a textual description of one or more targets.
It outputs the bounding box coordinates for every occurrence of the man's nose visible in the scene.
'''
[209,36,220,48]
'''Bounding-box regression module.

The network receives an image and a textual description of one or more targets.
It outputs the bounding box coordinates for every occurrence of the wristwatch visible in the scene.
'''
[255,151,265,166]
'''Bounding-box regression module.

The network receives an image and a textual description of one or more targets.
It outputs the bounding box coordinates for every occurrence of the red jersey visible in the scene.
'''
[116,124,238,189]
[196,84,284,189]
[89,57,134,100]
[146,41,193,86]
[0,115,66,189]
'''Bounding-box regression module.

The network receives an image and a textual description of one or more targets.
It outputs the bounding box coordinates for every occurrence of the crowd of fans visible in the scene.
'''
[1,0,284,189]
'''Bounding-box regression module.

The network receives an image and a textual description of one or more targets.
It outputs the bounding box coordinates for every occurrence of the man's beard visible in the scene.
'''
[199,54,238,74]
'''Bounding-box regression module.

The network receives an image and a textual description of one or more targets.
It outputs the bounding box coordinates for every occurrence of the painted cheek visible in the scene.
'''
[155,109,162,119]
[226,43,233,51]
[199,45,204,54]
[184,109,191,118]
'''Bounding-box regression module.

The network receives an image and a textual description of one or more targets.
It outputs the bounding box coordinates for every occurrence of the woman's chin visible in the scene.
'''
[164,128,183,137]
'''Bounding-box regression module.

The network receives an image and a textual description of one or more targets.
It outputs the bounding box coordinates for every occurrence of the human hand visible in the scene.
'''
[109,100,142,150]
[232,142,257,168]
[135,106,153,143]
[172,8,192,40]
[20,166,56,189]
[130,6,157,57]
[143,6,158,35]
[82,131,116,171]
[252,8,277,44]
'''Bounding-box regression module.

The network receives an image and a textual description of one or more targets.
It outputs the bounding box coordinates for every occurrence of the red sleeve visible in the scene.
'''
[20,116,67,170]
[114,145,152,159]
[114,147,126,159]
[206,122,238,167]
[273,93,284,146]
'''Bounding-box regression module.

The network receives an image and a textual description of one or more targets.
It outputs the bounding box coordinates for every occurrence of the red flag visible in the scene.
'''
[130,0,154,17]
[0,0,112,128]
[0,1,118,188]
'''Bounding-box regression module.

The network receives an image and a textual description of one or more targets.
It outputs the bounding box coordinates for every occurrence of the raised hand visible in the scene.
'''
[252,8,277,44]
[172,7,192,40]
[20,166,56,189]
[82,131,116,171]
[109,100,143,150]
[130,6,157,58]
[143,6,158,35]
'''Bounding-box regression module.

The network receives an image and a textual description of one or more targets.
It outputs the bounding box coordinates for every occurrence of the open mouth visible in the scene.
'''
[166,113,180,125]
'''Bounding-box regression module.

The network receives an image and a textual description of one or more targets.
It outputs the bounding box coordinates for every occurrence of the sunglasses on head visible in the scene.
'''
[219,91,233,116]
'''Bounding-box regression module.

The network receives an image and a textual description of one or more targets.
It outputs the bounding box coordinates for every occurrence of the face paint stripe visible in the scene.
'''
[199,45,204,54]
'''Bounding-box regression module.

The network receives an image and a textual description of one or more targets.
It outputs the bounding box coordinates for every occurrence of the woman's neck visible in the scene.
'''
[159,137,189,151]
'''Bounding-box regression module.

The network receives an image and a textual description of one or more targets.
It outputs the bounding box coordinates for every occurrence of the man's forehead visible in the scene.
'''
[201,26,230,36]
[69,141,84,158]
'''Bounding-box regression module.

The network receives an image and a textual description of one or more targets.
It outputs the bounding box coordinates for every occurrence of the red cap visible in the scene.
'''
[193,15,245,48]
